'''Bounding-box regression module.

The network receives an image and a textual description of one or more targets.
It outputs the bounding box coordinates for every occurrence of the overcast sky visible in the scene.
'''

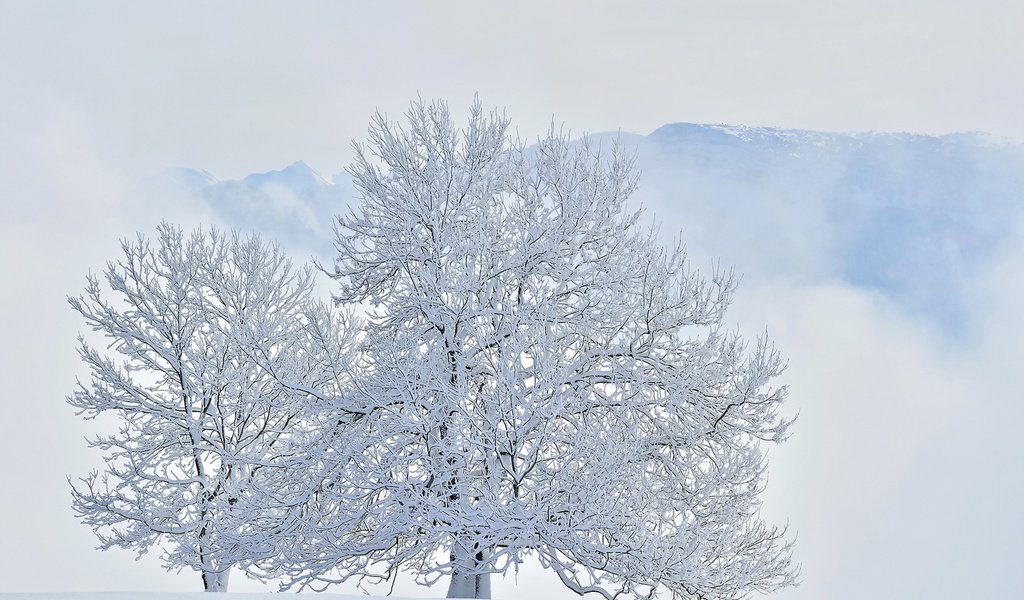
[1,2,1022,599]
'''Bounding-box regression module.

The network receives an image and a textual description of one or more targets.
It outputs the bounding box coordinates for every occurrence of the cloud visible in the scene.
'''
[728,281,969,599]
[628,126,1024,599]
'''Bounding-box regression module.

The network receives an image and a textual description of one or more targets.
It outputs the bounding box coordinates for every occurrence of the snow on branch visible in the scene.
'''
[242,98,797,599]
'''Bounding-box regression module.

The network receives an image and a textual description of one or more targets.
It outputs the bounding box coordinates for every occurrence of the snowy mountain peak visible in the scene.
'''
[647,122,849,151]
[241,161,332,193]
[646,122,1017,154]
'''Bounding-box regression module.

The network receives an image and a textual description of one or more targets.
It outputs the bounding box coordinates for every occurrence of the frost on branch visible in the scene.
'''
[67,224,354,592]
[255,99,797,599]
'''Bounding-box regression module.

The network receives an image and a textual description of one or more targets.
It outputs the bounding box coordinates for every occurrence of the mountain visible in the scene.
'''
[150,161,352,259]
[241,160,333,195]
[630,124,1024,332]
[144,125,1024,333]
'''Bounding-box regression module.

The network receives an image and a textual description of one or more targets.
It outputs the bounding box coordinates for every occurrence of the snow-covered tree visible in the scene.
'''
[258,99,797,599]
[68,224,352,592]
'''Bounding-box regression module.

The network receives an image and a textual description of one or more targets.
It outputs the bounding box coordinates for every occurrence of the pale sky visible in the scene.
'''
[1,2,1022,599]
[3,1,1023,180]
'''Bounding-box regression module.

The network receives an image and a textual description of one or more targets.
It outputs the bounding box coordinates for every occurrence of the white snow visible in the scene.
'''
[0,589,450,593]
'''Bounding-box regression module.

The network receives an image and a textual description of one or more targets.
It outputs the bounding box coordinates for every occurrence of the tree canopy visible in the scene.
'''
[68,224,351,592]
[248,99,797,599]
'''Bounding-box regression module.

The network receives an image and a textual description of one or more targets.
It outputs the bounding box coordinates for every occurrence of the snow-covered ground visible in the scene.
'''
[0,595,448,600]
[0,589,448,593]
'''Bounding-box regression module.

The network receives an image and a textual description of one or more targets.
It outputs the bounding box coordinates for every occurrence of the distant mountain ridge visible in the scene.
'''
[634,123,1024,333]
[145,123,1024,334]
[241,160,333,194]
[648,122,999,148]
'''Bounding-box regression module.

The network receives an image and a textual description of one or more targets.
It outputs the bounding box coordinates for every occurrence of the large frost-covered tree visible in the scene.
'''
[256,99,797,599]
[68,224,351,592]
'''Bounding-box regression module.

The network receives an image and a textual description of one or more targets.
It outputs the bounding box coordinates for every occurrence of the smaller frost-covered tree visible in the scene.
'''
[67,223,351,592]
[252,99,797,599]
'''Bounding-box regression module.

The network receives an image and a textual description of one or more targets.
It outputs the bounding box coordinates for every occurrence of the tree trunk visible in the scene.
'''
[446,544,491,598]
[446,569,491,598]
[202,568,230,592]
